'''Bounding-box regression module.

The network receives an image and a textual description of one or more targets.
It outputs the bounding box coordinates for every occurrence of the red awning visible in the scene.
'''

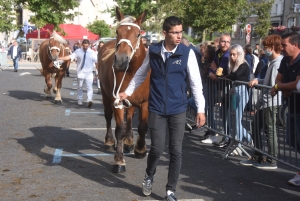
[26,24,99,40]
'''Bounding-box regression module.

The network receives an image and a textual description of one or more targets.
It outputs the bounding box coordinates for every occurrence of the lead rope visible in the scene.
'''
[112,22,141,109]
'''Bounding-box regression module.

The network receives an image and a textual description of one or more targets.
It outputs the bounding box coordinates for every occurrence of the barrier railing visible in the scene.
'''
[187,76,300,171]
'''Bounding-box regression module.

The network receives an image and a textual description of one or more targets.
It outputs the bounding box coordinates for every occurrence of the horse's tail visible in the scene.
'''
[36,67,43,75]
[36,68,56,78]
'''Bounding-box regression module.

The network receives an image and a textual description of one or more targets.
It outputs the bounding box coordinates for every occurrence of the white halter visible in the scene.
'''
[48,37,61,53]
[112,22,141,109]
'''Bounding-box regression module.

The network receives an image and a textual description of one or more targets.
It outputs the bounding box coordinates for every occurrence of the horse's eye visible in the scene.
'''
[137,34,140,38]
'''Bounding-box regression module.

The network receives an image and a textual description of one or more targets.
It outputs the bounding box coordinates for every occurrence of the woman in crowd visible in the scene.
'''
[225,44,252,144]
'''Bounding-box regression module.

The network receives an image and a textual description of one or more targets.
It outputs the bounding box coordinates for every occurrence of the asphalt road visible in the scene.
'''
[0,61,299,201]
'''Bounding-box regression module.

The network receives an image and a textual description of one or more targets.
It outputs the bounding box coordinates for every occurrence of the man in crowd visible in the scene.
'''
[59,39,98,107]
[206,33,231,146]
[271,32,300,153]
[241,34,283,169]
[7,40,22,72]
[118,16,206,201]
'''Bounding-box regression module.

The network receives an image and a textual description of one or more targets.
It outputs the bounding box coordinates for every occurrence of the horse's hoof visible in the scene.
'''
[134,150,147,159]
[54,100,62,104]
[105,144,115,152]
[112,164,126,173]
[123,144,134,153]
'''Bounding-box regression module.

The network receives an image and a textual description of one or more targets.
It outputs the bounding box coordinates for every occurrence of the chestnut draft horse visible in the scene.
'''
[39,31,71,103]
[98,7,150,173]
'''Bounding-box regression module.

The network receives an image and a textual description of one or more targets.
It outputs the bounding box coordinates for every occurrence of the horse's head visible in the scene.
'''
[114,7,147,71]
[48,31,67,61]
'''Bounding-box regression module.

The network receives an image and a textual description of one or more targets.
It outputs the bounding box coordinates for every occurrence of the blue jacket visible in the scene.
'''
[7,45,22,59]
[209,48,229,76]
[148,42,190,115]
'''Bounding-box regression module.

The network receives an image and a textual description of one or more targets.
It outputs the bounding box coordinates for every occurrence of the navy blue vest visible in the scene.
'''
[148,42,190,115]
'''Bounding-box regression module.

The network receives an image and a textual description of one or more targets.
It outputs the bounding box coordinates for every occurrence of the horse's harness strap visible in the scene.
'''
[47,37,68,64]
[112,22,142,109]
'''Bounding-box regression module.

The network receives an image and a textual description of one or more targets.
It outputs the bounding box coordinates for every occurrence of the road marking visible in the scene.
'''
[70,92,75,96]
[73,83,77,86]
[61,127,138,131]
[52,148,136,163]
[143,200,204,201]
[53,148,63,163]
[71,111,104,114]
[65,109,71,116]
[65,109,104,115]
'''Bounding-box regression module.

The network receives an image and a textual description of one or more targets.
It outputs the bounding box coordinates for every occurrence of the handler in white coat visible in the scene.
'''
[59,39,98,107]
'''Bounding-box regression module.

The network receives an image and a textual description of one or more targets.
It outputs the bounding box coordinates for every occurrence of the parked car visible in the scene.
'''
[93,37,116,47]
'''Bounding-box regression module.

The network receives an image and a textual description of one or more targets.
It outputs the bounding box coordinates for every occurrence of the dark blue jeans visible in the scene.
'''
[146,111,186,193]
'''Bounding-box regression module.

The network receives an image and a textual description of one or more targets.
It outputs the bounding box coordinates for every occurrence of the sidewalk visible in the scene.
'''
[1,60,77,70]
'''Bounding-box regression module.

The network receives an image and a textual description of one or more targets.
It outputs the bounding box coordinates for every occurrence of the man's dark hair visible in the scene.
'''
[163,16,182,32]
[282,32,300,48]
[244,44,252,54]
[82,39,90,45]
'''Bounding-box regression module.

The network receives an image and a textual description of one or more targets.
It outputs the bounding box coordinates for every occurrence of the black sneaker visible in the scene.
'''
[142,174,153,196]
[214,138,230,148]
[252,159,277,170]
[199,130,210,140]
[164,192,177,201]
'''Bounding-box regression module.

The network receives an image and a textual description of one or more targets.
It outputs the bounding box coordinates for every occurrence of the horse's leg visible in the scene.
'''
[54,70,64,104]
[113,108,126,173]
[123,106,135,153]
[44,70,52,99]
[102,90,115,151]
[134,101,149,158]
[53,73,58,94]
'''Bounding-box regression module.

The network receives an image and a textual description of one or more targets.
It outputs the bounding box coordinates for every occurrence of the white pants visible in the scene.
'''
[77,72,93,102]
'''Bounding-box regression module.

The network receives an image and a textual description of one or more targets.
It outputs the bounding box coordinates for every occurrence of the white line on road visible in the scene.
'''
[143,200,204,201]
[65,109,104,115]
[52,148,135,163]
[61,127,138,131]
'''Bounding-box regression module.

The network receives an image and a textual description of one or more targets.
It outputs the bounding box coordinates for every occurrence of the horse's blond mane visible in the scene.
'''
[119,16,136,24]
[102,48,116,61]
[51,31,67,44]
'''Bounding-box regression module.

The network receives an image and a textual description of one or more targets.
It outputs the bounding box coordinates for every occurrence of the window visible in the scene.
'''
[240,28,244,39]
[288,18,296,28]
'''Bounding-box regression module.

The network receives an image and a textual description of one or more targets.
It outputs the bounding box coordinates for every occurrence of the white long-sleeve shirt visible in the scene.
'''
[69,48,97,78]
[125,42,205,113]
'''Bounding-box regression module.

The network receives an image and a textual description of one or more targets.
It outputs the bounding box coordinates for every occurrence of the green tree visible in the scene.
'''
[0,0,18,34]
[86,20,111,37]
[109,0,159,31]
[250,0,274,41]
[16,0,80,29]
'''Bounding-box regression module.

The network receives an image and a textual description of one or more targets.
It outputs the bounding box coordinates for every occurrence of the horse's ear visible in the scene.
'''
[136,10,147,26]
[116,7,124,22]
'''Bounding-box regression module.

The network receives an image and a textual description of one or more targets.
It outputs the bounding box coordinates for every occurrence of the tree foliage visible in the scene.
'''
[250,0,274,40]
[86,20,111,37]
[16,0,80,29]
[106,0,273,41]
[0,0,18,34]
[109,0,158,31]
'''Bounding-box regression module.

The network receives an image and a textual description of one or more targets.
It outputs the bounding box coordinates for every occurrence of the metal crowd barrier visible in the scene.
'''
[0,51,8,67]
[186,76,300,171]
